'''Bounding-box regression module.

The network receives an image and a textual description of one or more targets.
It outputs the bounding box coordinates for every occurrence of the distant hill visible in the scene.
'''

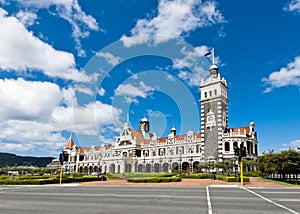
[0,152,55,167]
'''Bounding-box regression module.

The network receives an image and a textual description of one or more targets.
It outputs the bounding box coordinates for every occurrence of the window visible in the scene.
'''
[204,92,207,98]
[233,141,238,148]
[209,91,212,97]
[225,142,230,152]
[214,89,217,95]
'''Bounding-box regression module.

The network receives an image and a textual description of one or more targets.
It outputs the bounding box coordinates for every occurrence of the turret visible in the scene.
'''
[140,117,150,140]
[171,126,176,136]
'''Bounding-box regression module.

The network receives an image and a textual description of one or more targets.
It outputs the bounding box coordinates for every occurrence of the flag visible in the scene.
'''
[205,49,214,57]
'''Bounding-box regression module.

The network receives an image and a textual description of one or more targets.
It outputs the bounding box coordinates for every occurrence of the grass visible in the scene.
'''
[256,177,299,186]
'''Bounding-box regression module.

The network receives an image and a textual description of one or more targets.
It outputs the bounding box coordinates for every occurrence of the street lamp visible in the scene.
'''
[189,157,193,174]
[179,148,182,175]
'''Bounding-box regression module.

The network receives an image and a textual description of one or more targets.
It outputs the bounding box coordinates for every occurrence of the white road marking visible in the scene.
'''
[209,185,238,188]
[241,187,299,214]
[262,192,300,194]
[206,186,213,214]
[278,199,300,202]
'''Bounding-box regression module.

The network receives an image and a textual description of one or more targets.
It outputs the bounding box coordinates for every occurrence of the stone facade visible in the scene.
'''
[62,65,258,174]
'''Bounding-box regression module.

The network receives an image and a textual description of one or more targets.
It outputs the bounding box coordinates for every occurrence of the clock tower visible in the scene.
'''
[200,64,228,162]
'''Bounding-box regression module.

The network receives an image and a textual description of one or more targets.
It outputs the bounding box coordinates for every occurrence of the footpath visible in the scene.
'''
[80,177,292,187]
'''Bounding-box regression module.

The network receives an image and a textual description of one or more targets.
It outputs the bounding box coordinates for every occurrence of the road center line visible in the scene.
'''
[241,187,299,214]
[206,186,212,214]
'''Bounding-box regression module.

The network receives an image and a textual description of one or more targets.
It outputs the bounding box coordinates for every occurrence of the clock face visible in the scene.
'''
[208,116,213,122]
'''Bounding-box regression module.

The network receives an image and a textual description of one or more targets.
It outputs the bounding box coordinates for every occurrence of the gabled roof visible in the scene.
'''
[76,146,89,153]
[130,129,150,145]
[65,135,74,149]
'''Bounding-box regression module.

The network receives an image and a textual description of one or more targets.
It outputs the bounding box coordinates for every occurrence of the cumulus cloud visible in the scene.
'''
[0,120,67,154]
[284,0,300,14]
[0,8,90,81]
[98,88,106,96]
[114,81,154,103]
[262,56,300,92]
[16,10,37,26]
[0,78,122,155]
[0,78,62,121]
[15,0,99,56]
[173,45,211,86]
[96,52,122,67]
[121,0,225,47]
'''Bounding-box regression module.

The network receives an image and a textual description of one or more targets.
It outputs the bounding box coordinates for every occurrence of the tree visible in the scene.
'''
[258,149,300,183]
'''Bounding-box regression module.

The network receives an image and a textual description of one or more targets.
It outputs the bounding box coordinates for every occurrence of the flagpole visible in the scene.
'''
[212,48,215,65]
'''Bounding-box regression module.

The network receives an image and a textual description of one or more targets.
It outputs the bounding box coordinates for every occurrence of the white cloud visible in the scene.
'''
[284,0,300,14]
[0,120,67,154]
[16,10,37,26]
[114,81,154,103]
[0,9,89,81]
[174,45,211,86]
[0,78,62,121]
[69,101,122,136]
[173,46,208,69]
[96,52,122,66]
[0,78,122,155]
[16,0,99,56]
[98,88,106,96]
[281,139,300,151]
[74,85,94,96]
[262,56,300,92]
[121,0,225,47]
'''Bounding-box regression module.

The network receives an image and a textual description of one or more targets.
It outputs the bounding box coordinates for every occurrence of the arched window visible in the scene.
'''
[225,142,230,152]
[209,91,212,97]
[233,141,238,148]
[214,89,217,95]
[204,92,207,98]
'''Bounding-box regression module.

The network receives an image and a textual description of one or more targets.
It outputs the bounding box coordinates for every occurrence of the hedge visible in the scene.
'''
[127,176,181,183]
[216,174,250,182]
[0,175,107,185]
[181,173,212,179]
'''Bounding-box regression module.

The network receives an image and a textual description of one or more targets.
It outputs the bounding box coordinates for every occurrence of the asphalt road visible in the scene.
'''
[0,185,299,214]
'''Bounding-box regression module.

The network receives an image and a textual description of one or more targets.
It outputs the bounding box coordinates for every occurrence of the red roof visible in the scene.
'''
[131,129,150,145]
[230,126,251,134]
[65,136,74,149]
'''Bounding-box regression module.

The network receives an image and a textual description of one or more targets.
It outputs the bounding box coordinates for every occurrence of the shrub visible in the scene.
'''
[181,173,211,179]
[127,176,181,183]
[243,171,262,177]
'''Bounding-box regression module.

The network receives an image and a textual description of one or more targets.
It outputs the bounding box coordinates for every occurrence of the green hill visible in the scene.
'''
[0,152,55,167]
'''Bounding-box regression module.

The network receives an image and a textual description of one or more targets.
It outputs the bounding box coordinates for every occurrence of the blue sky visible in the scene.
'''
[0,0,299,157]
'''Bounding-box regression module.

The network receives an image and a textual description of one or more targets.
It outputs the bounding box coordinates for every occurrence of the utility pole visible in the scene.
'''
[240,158,244,186]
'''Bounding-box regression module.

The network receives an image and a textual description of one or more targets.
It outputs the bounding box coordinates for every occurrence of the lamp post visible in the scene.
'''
[143,154,146,173]
[189,157,193,174]
[179,149,182,175]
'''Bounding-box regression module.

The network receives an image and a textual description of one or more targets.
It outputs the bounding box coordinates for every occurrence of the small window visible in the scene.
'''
[225,142,230,152]
[233,141,238,148]
[214,89,217,95]
[209,91,212,97]
[204,92,207,98]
